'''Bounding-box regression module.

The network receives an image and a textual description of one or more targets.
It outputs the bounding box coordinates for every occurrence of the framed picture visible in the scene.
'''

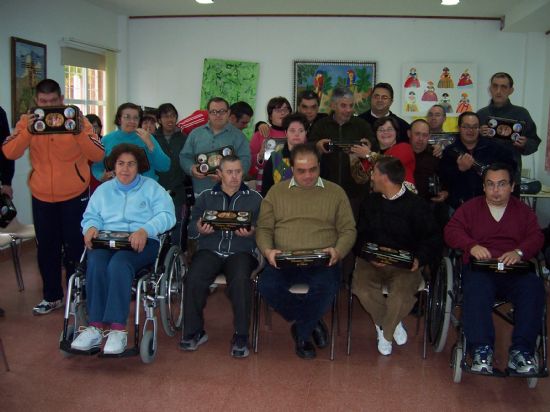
[11,37,47,127]
[293,60,376,115]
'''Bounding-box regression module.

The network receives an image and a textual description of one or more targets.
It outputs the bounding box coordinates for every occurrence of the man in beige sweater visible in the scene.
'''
[256,143,356,359]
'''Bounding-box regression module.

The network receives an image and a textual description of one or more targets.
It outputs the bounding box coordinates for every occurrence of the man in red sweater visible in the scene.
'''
[444,162,544,376]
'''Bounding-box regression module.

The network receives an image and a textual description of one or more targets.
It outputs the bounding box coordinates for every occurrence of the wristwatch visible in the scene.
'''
[515,249,524,258]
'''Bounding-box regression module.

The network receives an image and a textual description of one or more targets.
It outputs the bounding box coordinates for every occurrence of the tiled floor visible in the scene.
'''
[1,246,549,411]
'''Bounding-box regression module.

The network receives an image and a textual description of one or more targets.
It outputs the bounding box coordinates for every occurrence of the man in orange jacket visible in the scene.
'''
[2,79,104,315]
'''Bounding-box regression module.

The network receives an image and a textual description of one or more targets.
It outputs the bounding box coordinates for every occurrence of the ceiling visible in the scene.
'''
[84,0,550,33]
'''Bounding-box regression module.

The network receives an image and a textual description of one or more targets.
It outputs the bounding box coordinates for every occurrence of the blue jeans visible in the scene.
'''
[258,263,340,340]
[86,239,159,325]
[462,266,545,354]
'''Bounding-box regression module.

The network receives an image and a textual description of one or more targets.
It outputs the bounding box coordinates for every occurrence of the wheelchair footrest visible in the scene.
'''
[59,340,101,356]
[98,347,139,358]
[463,365,506,378]
[506,368,546,378]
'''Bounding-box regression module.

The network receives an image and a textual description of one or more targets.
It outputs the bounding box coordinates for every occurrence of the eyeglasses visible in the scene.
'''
[460,125,479,130]
[121,115,140,121]
[115,160,137,168]
[160,113,177,119]
[377,128,395,133]
[273,107,290,114]
[209,109,228,116]
[372,94,391,101]
[484,180,510,190]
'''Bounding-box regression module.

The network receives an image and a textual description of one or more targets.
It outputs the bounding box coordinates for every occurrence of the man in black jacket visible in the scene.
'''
[353,157,441,356]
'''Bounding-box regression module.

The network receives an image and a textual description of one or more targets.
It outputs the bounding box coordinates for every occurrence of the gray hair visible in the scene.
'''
[331,87,354,103]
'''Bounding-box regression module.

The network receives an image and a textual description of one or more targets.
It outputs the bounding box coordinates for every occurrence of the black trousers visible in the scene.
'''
[183,249,258,337]
[32,190,89,302]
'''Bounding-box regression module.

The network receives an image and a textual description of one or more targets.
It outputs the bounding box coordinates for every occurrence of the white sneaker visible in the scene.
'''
[71,326,103,351]
[103,330,128,355]
[393,322,408,346]
[375,324,392,356]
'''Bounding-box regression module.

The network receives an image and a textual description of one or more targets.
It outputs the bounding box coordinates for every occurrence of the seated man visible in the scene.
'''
[444,163,544,375]
[352,157,441,356]
[256,144,356,359]
[180,155,262,358]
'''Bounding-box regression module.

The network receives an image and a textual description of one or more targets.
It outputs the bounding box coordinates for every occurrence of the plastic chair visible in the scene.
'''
[0,218,36,291]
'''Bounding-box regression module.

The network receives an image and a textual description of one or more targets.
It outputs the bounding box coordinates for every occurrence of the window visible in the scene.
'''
[64,65,106,127]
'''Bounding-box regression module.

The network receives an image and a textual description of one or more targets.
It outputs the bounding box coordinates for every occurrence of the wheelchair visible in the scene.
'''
[428,250,548,388]
[59,231,185,363]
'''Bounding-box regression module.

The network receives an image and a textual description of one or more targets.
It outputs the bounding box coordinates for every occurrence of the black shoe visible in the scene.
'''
[0,307,4,317]
[296,339,316,359]
[312,320,329,348]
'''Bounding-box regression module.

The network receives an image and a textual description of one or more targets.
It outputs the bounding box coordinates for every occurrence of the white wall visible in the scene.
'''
[0,0,120,224]
[126,16,549,223]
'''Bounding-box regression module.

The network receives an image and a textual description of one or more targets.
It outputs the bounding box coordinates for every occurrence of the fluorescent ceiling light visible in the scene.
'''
[196,0,214,4]
[441,0,460,5]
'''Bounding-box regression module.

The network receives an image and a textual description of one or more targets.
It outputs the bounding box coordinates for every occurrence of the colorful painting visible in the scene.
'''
[200,58,259,139]
[11,37,47,127]
[401,63,476,117]
[293,60,376,115]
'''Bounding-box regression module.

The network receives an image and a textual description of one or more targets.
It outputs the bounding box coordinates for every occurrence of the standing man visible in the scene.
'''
[353,157,441,356]
[2,79,104,315]
[477,72,541,186]
[445,163,544,375]
[228,101,254,131]
[180,155,262,358]
[155,103,190,246]
[180,97,251,197]
[359,82,409,143]
[296,90,327,136]
[439,112,515,210]
[256,144,356,359]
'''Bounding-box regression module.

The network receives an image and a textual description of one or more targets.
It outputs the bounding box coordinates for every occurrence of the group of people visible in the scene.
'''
[0,72,546,371]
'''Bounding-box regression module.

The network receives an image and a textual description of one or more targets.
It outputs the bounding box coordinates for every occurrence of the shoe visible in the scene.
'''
[471,345,494,373]
[71,326,103,351]
[393,322,408,346]
[375,324,392,356]
[32,299,63,315]
[290,323,298,342]
[508,350,537,375]
[231,334,249,358]
[103,330,128,355]
[312,320,329,349]
[180,330,208,351]
[296,339,316,359]
[0,307,4,317]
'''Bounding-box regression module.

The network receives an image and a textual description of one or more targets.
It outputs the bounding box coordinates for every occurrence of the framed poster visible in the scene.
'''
[11,37,47,127]
[293,60,376,115]
[200,58,259,139]
[401,63,476,117]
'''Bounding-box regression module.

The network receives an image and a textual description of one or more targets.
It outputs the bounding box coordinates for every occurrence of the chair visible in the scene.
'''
[0,218,36,291]
[252,281,338,360]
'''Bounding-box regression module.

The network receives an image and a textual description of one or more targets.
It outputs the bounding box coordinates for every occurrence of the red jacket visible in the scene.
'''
[444,196,543,263]
[2,115,104,202]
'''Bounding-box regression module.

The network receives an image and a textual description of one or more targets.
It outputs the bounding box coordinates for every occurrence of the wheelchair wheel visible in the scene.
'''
[159,245,185,337]
[452,341,463,383]
[59,325,75,358]
[431,257,453,352]
[139,330,157,364]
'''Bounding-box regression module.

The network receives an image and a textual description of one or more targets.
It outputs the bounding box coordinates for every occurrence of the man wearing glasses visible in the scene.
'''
[180,97,251,197]
[439,112,515,210]
[444,162,544,376]
[359,82,410,143]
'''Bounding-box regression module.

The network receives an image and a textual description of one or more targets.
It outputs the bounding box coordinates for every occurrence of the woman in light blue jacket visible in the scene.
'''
[72,143,175,355]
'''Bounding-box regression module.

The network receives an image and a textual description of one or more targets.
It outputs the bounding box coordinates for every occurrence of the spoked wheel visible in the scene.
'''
[140,330,156,364]
[159,246,185,337]
[430,257,453,352]
[527,353,539,388]
[452,341,464,383]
